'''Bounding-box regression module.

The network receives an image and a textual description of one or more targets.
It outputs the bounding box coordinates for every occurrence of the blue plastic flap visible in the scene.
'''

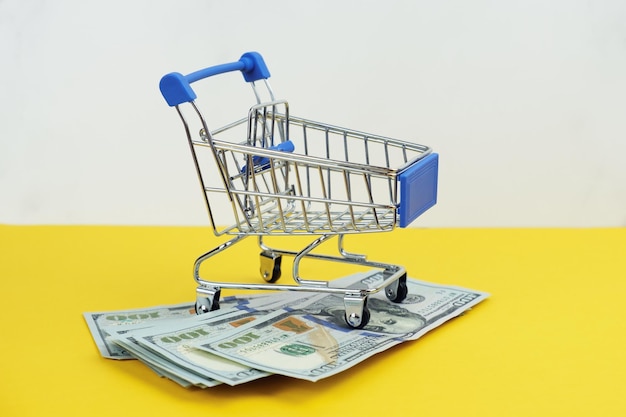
[397,153,439,227]
[240,140,295,173]
[159,52,271,107]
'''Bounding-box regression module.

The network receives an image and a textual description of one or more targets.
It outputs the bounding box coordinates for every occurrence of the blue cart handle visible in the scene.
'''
[160,51,270,107]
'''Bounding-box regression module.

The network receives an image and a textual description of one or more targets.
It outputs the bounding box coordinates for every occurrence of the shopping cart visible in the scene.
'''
[159,52,438,329]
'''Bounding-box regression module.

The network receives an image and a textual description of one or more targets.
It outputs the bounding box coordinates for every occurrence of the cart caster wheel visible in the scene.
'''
[195,294,220,315]
[385,273,408,303]
[260,251,282,283]
[345,305,371,329]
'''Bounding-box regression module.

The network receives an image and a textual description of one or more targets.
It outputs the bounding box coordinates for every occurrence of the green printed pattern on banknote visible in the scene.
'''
[192,308,404,381]
[189,275,489,382]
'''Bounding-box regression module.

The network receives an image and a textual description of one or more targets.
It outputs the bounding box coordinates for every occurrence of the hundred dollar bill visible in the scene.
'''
[190,274,488,381]
[327,272,489,341]
[111,328,222,388]
[189,307,403,382]
[83,302,197,359]
[106,296,315,387]
[107,291,341,386]
[120,308,273,386]
[83,293,279,359]
[105,311,241,387]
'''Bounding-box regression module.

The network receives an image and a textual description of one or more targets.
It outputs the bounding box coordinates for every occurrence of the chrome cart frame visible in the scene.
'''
[159,52,438,328]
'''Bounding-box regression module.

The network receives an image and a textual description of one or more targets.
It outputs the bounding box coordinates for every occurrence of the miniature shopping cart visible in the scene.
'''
[159,52,438,329]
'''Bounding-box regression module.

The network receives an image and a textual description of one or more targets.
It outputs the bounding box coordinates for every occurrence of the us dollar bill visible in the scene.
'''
[108,291,327,386]
[111,327,222,388]
[189,307,403,382]
[189,274,489,382]
[83,293,279,359]
[83,302,198,359]
[87,272,488,385]
[114,308,273,386]
[330,272,488,341]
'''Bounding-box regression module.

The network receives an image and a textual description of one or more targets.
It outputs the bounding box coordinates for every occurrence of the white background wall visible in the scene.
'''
[1,0,625,227]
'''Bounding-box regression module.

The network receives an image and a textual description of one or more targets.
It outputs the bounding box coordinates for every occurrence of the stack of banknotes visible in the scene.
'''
[84,272,488,387]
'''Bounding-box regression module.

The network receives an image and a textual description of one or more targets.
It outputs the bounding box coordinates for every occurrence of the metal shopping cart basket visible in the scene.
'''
[159,52,439,329]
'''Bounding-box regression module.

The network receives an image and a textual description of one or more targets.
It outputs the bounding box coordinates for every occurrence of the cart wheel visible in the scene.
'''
[385,273,408,303]
[345,305,371,329]
[195,295,220,314]
[260,251,282,283]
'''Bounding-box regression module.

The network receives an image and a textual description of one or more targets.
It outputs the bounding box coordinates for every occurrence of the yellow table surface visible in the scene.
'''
[1,225,624,416]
